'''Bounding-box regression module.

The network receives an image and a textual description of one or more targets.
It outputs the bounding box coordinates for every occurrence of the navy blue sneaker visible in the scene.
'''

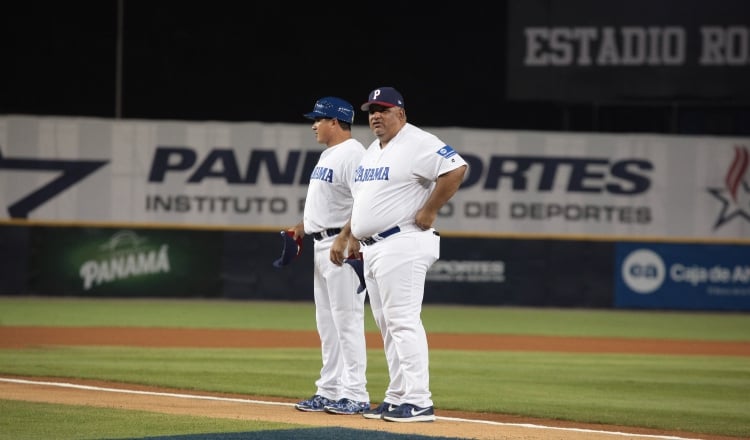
[323,398,370,415]
[382,403,435,422]
[362,401,398,419]
[295,394,334,412]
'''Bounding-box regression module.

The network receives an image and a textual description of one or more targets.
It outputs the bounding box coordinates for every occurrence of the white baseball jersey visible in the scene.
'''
[350,123,467,238]
[303,138,365,234]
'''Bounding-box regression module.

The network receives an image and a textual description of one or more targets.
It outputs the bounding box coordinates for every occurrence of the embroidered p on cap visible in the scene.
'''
[361,87,405,111]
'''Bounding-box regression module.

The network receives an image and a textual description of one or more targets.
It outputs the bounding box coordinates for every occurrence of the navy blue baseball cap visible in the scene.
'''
[361,87,405,111]
[272,230,303,268]
[304,96,355,124]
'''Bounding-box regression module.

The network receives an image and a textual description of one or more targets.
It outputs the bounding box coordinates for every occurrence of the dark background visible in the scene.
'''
[3,1,749,135]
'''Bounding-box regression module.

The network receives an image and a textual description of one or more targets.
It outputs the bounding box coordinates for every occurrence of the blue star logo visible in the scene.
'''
[707,145,750,230]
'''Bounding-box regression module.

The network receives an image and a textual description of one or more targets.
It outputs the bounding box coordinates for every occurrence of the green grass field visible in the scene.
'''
[1,297,749,439]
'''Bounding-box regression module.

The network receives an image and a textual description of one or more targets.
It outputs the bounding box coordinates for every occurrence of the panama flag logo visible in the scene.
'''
[707,145,750,230]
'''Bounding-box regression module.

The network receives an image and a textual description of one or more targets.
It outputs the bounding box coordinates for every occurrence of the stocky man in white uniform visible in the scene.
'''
[291,97,370,415]
[331,87,468,423]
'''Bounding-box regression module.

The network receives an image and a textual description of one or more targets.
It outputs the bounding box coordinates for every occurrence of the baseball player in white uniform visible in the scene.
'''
[331,87,467,422]
[291,97,370,415]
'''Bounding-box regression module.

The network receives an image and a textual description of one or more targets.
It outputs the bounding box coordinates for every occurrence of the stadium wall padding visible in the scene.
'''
[3,225,749,311]
[0,224,610,306]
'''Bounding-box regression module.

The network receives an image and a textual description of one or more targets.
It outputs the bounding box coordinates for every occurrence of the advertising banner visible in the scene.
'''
[507,0,750,101]
[2,116,749,242]
[615,242,750,310]
[27,226,223,297]
[426,237,614,307]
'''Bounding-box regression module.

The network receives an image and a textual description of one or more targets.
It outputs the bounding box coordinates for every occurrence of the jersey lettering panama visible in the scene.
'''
[310,166,334,183]
[350,123,468,239]
[303,139,364,234]
[354,166,390,182]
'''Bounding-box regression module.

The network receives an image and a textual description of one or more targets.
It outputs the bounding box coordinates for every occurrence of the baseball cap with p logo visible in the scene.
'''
[361,87,405,111]
[304,96,355,124]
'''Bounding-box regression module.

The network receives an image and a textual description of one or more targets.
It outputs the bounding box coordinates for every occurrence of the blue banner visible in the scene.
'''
[615,242,750,310]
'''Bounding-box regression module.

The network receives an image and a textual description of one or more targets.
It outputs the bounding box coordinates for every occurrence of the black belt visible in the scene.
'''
[358,226,401,246]
[312,228,342,241]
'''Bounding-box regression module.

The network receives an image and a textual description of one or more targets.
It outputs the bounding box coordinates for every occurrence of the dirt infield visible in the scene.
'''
[2,326,747,440]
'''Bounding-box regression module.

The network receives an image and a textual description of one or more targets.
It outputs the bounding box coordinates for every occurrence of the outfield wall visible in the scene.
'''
[1,116,748,310]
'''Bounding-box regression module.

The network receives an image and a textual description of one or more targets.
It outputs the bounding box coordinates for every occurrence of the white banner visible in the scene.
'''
[1,115,748,241]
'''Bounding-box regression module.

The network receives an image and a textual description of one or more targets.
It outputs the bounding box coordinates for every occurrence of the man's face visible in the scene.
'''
[367,105,403,141]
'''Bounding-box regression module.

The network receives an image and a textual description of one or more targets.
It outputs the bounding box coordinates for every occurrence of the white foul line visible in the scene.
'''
[0,377,703,440]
